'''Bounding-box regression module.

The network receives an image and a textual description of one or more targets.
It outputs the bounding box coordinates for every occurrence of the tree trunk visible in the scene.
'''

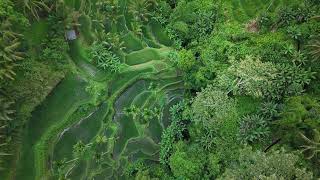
[264,138,281,152]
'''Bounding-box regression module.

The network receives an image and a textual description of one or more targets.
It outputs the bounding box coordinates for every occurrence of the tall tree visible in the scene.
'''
[22,0,50,20]
[128,0,157,23]
[0,20,24,81]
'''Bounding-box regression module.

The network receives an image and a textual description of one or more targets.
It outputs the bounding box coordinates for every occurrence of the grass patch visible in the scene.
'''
[149,21,173,46]
[24,20,49,47]
[125,48,161,66]
[121,32,144,53]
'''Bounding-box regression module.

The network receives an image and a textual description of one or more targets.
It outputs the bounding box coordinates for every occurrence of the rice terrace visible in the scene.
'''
[1,0,320,179]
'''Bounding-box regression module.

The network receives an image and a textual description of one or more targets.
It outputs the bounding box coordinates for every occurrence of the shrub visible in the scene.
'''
[218,56,315,100]
[275,95,320,147]
[219,147,313,180]
[217,56,278,98]
[166,0,220,45]
[40,37,70,67]
[169,142,206,179]
[191,85,237,127]
[238,114,270,143]
[160,102,187,165]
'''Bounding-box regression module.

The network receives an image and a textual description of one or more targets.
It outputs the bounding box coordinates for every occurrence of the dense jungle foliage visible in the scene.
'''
[0,0,320,179]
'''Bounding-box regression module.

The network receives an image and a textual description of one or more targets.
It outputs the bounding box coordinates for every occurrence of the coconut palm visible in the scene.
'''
[0,21,24,81]
[96,0,121,25]
[128,0,158,23]
[54,0,90,30]
[97,32,125,51]
[0,97,14,122]
[0,142,11,170]
[308,39,320,61]
[22,0,50,20]
[0,39,24,80]
[300,129,320,159]
[307,15,320,61]
[131,21,143,38]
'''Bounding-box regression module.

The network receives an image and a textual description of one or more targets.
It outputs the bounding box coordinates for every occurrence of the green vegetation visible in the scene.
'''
[1,0,320,179]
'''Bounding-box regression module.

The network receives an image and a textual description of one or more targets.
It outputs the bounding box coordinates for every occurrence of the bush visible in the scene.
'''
[219,147,313,180]
[217,56,315,100]
[166,0,220,45]
[160,102,188,165]
[275,95,320,147]
[238,114,270,144]
[169,142,206,179]
[191,85,237,127]
[40,37,70,68]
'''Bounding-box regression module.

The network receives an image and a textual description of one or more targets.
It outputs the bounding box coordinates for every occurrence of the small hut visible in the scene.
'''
[65,29,77,41]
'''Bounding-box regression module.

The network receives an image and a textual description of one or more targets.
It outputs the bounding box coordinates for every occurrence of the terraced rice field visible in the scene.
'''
[15,0,183,179]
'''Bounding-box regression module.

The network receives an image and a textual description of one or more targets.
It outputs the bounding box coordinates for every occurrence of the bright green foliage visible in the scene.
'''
[41,37,70,66]
[160,102,187,165]
[72,140,87,159]
[207,154,221,178]
[98,32,126,51]
[176,49,196,72]
[219,147,313,180]
[200,24,245,70]
[124,160,147,177]
[89,42,122,72]
[169,142,205,179]
[151,1,171,25]
[128,0,157,23]
[96,0,121,26]
[167,0,219,44]
[238,114,270,143]
[191,85,237,127]
[85,80,105,105]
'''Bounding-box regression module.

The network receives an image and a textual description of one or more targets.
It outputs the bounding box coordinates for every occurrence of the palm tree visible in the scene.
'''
[22,0,50,20]
[307,15,320,61]
[131,21,143,38]
[300,129,320,159]
[0,143,11,170]
[0,35,24,80]
[308,39,320,61]
[0,97,14,121]
[128,0,158,23]
[97,32,125,51]
[54,0,83,30]
[1,20,24,81]
[96,0,121,26]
